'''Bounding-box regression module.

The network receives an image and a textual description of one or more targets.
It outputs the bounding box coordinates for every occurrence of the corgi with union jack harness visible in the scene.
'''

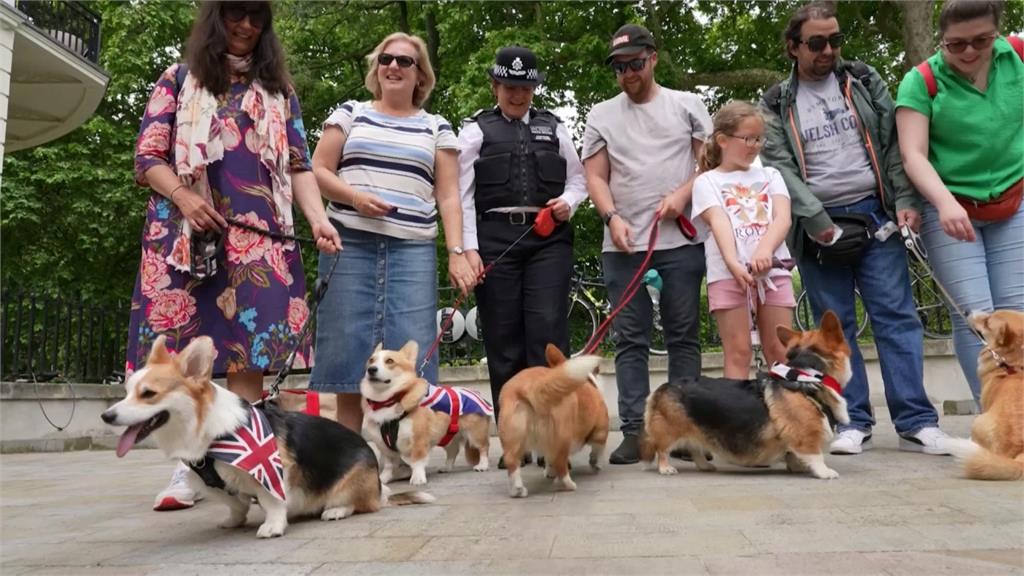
[102,335,433,538]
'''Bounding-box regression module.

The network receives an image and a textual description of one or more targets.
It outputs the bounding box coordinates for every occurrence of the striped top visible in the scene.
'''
[325,100,457,240]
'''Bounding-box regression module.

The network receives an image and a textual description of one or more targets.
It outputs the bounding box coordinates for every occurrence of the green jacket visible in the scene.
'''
[759,60,919,259]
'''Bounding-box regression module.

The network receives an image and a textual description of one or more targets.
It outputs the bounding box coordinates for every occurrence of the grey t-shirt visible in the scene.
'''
[582,87,712,253]
[794,75,876,207]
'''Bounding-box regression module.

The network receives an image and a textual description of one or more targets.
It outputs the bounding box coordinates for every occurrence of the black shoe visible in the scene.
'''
[497,453,533,470]
[670,449,713,462]
[609,435,641,465]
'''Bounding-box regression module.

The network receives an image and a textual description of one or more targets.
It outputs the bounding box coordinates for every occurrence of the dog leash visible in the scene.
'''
[900,225,1015,373]
[744,258,796,373]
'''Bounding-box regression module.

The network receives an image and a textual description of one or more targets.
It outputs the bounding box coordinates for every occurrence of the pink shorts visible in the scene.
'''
[707,278,796,312]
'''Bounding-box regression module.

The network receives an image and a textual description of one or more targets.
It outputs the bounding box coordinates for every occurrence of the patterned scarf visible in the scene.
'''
[169,54,294,272]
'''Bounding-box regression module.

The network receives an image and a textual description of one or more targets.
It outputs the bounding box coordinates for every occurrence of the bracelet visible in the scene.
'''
[169,184,186,203]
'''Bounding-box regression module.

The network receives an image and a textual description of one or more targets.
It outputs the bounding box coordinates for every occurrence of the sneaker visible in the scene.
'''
[609,434,641,465]
[899,427,953,455]
[829,429,873,455]
[153,462,202,511]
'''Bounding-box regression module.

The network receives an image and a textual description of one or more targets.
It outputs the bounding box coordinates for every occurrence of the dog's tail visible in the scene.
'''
[381,483,437,506]
[948,438,1024,481]
[521,355,601,415]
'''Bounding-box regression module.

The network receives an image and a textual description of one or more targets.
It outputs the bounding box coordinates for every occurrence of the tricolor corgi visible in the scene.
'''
[102,335,433,538]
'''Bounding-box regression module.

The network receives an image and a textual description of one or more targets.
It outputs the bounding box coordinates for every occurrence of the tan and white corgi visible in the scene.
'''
[102,335,433,538]
[360,341,493,486]
[498,345,608,498]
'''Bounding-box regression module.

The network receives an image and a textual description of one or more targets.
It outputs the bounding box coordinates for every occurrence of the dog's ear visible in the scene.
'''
[819,310,846,347]
[177,336,215,380]
[148,335,172,365]
[545,343,566,367]
[968,311,992,340]
[990,313,1022,349]
[776,324,799,348]
[399,340,419,363]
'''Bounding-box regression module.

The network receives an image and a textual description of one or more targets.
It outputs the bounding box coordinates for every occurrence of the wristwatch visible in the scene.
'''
[602,209,619,226]
[448,246,465,256]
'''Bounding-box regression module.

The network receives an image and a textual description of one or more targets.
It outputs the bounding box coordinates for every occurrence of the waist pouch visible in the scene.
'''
[814,213,874,267]
[955,179,1023,222]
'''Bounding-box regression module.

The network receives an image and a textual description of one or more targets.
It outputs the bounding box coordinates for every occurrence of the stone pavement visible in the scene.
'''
[2,413,1022,575]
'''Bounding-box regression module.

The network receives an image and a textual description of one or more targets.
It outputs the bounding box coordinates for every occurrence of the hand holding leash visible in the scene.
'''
[177,188,227,232]
[311,219,342,254]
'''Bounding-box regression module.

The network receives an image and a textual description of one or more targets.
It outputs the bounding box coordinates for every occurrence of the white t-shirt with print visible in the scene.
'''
[691,165,793,285]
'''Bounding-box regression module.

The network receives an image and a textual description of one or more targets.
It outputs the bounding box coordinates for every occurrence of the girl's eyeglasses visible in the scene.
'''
[727,135,766,147]
[941,32,998,54]
[222,4,268,28]
[609,57,649,75]
[798,32,845,52]
[378,53,418,69]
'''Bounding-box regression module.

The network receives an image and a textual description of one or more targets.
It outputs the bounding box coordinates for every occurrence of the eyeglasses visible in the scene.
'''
[221,4,268,28]
[377,53,418,69]
[609,57,649,75]
[941,32,998,54]
[727,134,766,147]
[798,32,845,52]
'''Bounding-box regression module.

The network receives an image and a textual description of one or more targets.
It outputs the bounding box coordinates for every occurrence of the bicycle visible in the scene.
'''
[567,265,667,357]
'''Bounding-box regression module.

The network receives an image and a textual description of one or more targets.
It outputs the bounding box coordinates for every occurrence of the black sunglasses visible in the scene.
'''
[377,53,418,69]
[609,57,649,75]
[941,32,998,54]
[798,32,845,52]
[222,4,268,28]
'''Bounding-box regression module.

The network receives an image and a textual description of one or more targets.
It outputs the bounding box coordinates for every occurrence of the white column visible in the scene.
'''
[0,22,14,187]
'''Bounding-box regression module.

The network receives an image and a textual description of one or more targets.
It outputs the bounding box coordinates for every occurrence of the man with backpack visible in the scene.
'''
[760,2,953,456]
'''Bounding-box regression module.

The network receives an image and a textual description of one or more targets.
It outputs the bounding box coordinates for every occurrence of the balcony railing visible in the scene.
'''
[15,0,101,64]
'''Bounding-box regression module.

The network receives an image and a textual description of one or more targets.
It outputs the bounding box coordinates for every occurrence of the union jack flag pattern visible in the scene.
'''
[207,406,287,501]
[420,384,494,418]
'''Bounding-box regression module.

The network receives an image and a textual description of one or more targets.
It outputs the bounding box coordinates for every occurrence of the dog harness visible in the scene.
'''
[368,385,494,452]
[768,362,841,429]
[187,405,287,501]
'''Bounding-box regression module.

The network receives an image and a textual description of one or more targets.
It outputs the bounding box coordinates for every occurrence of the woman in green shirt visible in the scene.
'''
[895,0,1023,402]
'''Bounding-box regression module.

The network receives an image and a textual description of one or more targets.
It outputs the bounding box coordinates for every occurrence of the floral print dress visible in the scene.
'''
[127,64,312,376]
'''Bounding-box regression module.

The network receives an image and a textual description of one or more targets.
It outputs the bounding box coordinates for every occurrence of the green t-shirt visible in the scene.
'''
[896,36,1024,201]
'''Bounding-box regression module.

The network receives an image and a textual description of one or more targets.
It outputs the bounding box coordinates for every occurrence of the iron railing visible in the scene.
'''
[15,0,102,64]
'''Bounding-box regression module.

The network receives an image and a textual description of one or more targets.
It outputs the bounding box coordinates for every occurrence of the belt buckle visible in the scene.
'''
[509,212,527,225]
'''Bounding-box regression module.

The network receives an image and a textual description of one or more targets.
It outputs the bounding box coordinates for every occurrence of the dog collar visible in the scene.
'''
[769,362,842,395]
[366,392,406,411]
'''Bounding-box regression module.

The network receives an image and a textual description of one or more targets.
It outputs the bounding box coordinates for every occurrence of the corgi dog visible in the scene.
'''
[641,310,853,480]
[498,345,607,498]
[360,341,493,486]
[946,310,1024,481]
[101,335,433,539]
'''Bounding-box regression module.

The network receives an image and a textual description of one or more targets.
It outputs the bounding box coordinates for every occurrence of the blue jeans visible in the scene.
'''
[919,200,1024,402]
[310,225,438,393]
[797,196,937,436]
[602,244,705,435]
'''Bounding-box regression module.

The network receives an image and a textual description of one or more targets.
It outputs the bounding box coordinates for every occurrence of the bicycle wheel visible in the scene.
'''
[794,289,869,337]
[568,295,599,357]
[910,270,953,339]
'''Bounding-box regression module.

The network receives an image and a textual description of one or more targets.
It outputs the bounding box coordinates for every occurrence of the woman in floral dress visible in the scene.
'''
[128,0,340,511]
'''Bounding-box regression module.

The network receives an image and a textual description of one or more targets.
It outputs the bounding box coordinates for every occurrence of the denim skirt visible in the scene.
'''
[309,224,439,393]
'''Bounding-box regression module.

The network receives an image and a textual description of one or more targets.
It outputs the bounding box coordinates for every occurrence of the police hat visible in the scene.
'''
[488,46,544,87]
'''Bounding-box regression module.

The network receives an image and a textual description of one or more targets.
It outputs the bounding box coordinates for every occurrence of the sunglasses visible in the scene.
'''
[221,4,268,28]
[609,57,649,75]
[377,53,418,69]
[798,32,845,52]
[941,32,998,54]
[727,134,766,147]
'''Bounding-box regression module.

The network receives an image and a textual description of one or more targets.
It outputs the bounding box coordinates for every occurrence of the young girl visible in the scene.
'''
[691,101,795,379]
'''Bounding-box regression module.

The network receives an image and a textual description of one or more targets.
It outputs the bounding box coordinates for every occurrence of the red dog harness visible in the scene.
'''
[367,385,493,451]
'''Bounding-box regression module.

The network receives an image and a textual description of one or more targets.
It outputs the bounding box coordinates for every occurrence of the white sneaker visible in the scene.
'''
[899,427,953,455]
[153,461,202,511]
[829,429,873,455]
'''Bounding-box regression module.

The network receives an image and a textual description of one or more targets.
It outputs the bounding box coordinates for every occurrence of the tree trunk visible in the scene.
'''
[423,4,440,112]
[398,1,410,34]
[897,0,935,72]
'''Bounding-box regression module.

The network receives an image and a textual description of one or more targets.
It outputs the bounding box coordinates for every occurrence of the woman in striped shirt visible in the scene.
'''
[310,32,476,430]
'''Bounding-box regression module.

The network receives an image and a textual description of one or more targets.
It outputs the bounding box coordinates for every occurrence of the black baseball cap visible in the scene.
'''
[606,24,656,64]
[489,46,544,87]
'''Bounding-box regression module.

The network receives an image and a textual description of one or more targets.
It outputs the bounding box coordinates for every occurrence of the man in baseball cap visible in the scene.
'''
[605,23,657,64]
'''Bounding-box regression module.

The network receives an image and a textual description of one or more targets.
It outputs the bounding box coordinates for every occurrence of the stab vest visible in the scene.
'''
[471,108,567,213]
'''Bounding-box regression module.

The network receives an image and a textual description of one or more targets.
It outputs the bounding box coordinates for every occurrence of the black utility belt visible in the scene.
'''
[478,211,539,225]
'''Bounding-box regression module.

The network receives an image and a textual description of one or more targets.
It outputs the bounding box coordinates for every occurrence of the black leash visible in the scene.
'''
[225,217,316,245]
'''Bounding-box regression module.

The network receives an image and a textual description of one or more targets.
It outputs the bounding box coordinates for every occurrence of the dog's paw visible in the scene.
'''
[321,506,355,521]
[379,470,394,485]
[555,476,577,491]
[695,462,717,472]
[658,465,679,476]
[813,467,840,480]
[218,516,246,529]
[473,462,489,472]
[590,460,602,473]
[544,466,555,479]
[409,471,428,486]
[256,521,286,538]
[509,485,528,498]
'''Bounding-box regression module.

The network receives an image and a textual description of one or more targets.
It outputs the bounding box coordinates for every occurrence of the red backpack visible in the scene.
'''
[916,35,1024,98]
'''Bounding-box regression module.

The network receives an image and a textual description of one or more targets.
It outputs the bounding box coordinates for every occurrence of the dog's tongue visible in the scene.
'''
[116,423,144,458]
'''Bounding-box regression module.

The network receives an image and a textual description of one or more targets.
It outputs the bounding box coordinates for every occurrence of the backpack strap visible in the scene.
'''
[916,60,938,99]
[1009,35,1024,60]
[762,83,783,116]
[175,63,189,93]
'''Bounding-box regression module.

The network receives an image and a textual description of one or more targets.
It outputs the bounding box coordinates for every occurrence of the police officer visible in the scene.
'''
[457,46,587,465]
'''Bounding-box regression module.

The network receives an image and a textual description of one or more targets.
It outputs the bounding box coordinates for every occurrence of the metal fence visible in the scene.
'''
[15,0,102,64]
